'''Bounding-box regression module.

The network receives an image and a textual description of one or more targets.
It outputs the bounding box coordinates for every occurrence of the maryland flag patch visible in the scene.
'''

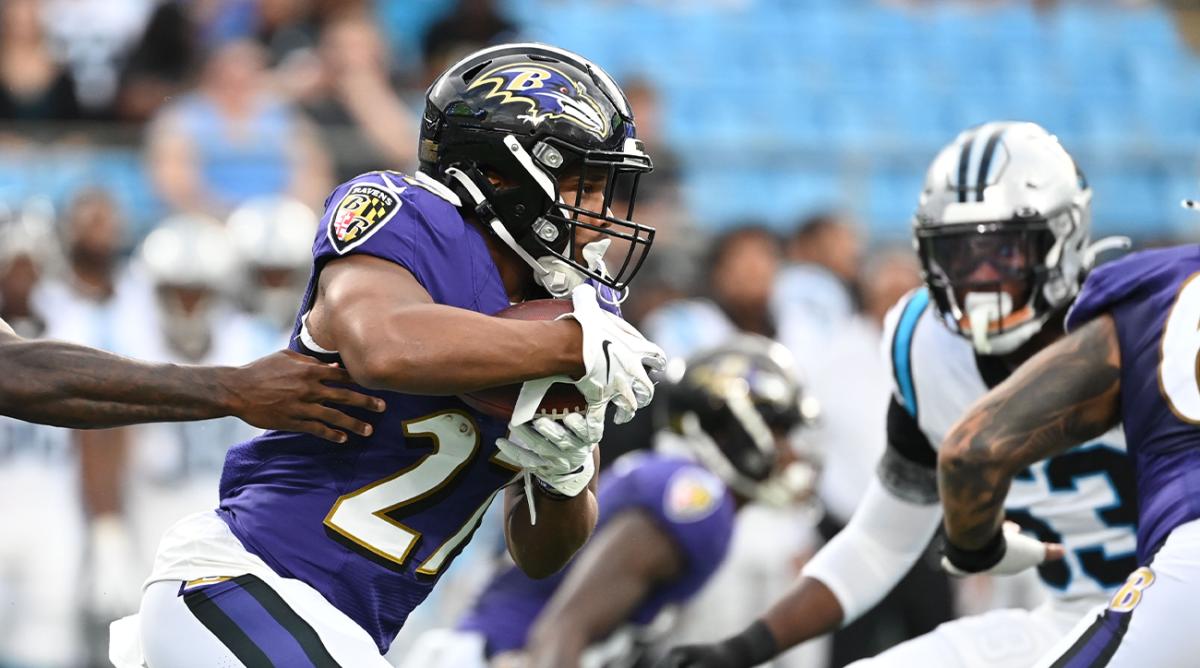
[328,183,403,254]
[664,468,724,523]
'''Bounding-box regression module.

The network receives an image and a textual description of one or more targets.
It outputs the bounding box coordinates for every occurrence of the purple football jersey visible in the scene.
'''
[457,453,737,657]
[218,171,517,653]
[1067,245,1200,563]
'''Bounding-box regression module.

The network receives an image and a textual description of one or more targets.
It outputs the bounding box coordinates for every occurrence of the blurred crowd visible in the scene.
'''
[0,1,1145,667]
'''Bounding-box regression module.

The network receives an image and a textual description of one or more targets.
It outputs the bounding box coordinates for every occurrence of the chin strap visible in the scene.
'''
[444,165,620,301]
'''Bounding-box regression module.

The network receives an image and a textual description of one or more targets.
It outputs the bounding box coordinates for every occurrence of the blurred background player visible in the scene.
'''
[402,335,817,668]
[0,206,85,668]
[227,195,320,339]
[117,215,280,590]
[660,121,1136,668]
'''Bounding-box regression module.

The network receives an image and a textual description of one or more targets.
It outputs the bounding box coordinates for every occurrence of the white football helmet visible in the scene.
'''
[226,196,317,330]
[139,214,238,360]
[914,121,1126,355]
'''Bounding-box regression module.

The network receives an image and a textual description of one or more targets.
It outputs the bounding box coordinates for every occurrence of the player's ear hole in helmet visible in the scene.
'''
[912,120,1129,355]
[419,42,654,300]
[664,335,820,507]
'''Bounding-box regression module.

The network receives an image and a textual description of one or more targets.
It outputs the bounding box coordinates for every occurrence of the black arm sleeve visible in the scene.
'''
[877,397,939,504]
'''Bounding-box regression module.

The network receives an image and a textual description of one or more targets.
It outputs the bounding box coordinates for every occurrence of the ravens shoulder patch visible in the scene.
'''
[328,182,404,254]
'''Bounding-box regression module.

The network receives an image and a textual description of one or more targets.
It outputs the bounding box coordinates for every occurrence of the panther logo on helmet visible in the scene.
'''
[467,64,610,140]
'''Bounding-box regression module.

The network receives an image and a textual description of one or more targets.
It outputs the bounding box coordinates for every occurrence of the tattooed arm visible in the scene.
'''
[0,321,384,438]
[939,315,1123,551]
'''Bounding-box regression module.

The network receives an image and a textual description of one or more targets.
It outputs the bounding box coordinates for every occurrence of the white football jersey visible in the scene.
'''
[882,288,1137,604]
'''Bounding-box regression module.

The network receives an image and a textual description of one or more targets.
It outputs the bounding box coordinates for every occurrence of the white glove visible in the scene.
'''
[559,284,666,425]
[496,415,598,525]
[942,521,1058,577]
[497,416,596,495]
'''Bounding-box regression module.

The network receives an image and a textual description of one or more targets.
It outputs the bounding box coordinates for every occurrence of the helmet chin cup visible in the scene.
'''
[533,239,613,298]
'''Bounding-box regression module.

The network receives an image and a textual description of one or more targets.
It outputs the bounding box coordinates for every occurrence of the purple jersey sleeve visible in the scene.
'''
[1066,250,1163,333]
[313,171,508,314]
[457,454,735,656]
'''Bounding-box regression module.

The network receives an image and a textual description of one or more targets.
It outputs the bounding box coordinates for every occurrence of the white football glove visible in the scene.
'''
[496,415,598,525]
[942,521,1058,577]
[559,284,666,425]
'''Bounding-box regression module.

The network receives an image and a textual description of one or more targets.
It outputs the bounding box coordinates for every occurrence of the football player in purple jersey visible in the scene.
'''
[116,43,666,667]
[402,335,816,668]
[0,316,382,439]
[937,238,1200,667]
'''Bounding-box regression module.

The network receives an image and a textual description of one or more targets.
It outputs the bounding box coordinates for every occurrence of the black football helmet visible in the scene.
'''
[665,335,819,507]
[419,43,654,297]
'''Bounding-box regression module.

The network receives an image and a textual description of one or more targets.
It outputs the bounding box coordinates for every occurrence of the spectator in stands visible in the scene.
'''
[253,0,319,66]
[40,0,154,118]
[642,225,781,360]
[115,1,203,122]
[771,211,863,376]
[0,0,81,121]
[420,0,518,87]
[285,12,418,180]
[145,39,332,215]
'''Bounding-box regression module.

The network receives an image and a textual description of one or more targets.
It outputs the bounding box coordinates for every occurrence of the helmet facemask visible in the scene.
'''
[916,214,1066,355]
[445,133,653,300]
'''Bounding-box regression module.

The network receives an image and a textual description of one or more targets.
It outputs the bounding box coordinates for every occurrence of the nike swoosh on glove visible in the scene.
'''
[559,284,666,427]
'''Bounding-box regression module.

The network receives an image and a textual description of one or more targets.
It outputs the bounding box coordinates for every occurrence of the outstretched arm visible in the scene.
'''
[525,508,683,668]
[939,314,1122,552]
[658,474,943,668]
[0,322,383,439]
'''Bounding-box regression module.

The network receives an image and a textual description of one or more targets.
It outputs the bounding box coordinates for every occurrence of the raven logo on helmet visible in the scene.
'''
[467,64,611,140]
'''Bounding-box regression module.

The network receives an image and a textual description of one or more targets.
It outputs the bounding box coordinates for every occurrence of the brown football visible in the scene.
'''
[458,299,589,420]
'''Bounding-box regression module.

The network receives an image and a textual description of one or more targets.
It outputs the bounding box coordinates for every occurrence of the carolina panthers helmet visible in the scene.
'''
[914,121,1126,355]
[419,42,654,297]
[139,215,239,360]
[665,335,819,507]
[226,196,317,329]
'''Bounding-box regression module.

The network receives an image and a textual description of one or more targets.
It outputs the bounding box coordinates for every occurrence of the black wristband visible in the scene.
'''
[718,619,778,666]
[942,528,1006,573]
